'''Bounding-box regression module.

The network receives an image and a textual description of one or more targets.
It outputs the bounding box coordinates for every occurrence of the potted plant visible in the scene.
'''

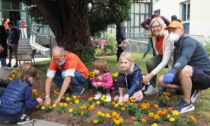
[126,103,138,116]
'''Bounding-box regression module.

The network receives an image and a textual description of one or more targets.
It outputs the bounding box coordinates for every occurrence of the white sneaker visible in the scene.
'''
[143,85,158,95]
[190,89,201,103]
[94,93,102,100]
[106,95,111,102]
[118,96,123,102]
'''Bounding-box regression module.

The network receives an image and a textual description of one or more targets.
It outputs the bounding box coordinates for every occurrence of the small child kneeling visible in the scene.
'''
[114,52,143,102]
[92,60,114,102]
[0,63,43,125]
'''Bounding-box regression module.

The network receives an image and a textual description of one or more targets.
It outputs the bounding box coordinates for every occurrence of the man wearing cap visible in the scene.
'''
[158,21,210,113]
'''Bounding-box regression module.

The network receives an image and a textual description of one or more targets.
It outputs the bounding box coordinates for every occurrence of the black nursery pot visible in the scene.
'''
[128,110,136,116]
[159,101,167,108]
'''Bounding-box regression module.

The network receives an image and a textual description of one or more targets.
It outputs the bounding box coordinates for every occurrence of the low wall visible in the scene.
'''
[127,39,149,54]
[36,35,57,47]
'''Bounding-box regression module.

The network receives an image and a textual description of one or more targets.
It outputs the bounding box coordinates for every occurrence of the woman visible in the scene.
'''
[0,25,7,69]
[142,17,173,95]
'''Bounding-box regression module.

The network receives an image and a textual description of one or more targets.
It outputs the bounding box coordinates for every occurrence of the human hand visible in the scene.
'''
[163,72,175,84]
[93,82,98,87]
[44,97,51,106]
[114,95,119,102]
[142,57,145,62]
[36,98,43,105]
[97,82,101,86]
[142,73,154,84]
[123,94,129,102]
[53,97,61,104]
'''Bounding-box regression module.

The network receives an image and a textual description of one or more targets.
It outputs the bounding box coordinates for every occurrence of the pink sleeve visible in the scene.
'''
[92,77,97,86]
[100,74,113,89]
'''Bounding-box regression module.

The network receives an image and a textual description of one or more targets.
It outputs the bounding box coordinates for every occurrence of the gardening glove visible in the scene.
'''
[163,72,175,84]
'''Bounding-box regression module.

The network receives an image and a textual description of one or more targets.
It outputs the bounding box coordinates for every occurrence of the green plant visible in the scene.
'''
[95,47,104,56]
[135,112,143,121]
[133,122,142,126]
[204,36,210,55]
[104,28,116,41]
[126,103,138,112]
[79,46,95,66]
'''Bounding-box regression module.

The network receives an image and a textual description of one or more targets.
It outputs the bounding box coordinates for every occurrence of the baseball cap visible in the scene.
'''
[165,21,184,30]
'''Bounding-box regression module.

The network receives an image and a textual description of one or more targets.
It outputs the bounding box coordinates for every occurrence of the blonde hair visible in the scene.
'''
[18,63,38,81]
[118,52,134,73]
[147,17,167,38]
[92,60,108,74]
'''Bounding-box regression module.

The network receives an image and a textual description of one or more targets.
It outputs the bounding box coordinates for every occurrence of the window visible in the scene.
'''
[181,1,190,34]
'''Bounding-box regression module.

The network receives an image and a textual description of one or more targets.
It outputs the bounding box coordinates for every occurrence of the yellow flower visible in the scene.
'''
[115,114,120,118]
[68,108,73,113]
[80,111,84,116]
[106,114,111,118]
[151,123,158,126]
[167,114,171,118]
[63,103,68,107]
[148,112,154,117]
[96,101,100,105]
[172,110,180,116]
[101,113,105,117]
[97,111,102,116]
[154,114,160,119]
[154,104,159,109]
[75,100,79,104]
[47,102,50,105]
[93,119,98,124]
[141,119,146,123]
[121,107,125,111]
[73,96,77,99]
[169,117,175,122]
[119,118,124,123]
[112,112,117,117]
[41,106,45,110]
[114,73,118,77]
[88,97,94,101]
[66,97,71,101]
[114,104,119,107]
[114,120,121,125]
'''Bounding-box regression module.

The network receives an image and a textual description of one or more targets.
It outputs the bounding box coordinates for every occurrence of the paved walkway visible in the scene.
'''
[0,58,66,126]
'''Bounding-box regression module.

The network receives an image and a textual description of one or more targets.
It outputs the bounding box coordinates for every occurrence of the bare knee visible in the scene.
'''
[158,75,164,87]
[178,65,193,78]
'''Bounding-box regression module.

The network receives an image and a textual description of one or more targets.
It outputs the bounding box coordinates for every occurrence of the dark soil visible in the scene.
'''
[29,78,208,126]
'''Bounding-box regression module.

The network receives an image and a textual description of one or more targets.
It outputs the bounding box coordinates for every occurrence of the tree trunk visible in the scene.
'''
[35,0,91,52]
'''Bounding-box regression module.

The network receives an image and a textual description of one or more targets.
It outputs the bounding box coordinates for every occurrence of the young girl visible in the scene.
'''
[92,60,114,102]
[114,52,143,102]
[0,63,43,125]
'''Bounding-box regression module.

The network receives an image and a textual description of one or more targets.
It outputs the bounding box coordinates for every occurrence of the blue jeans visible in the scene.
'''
[53,71,87,92]
[0,58,6,67]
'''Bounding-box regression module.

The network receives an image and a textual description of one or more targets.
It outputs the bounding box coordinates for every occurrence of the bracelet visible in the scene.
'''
[45,95,50,98]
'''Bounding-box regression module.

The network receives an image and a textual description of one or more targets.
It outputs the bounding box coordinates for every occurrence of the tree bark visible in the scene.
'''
[35,0,91,52]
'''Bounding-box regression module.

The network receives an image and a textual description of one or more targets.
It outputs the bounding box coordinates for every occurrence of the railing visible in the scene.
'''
[30,31,50,57]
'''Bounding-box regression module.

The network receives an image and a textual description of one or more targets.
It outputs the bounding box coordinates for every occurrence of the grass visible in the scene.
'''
[35,53,210,124]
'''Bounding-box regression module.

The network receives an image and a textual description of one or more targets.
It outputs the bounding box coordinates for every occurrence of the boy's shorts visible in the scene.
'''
[9,44,18,55]
[171,66,210,90]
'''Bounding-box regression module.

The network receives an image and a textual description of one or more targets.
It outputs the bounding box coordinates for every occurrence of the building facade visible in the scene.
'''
[153,0,210,39]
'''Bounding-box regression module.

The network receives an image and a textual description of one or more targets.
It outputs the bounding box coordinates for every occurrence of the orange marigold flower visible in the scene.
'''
[148,112,154,117]
[115,114,120,118]
[88,107,93,111]
[80,106,87,110]
[167,107,172,111]
[32,89,38,94]
[112,112,117,117]
[131,117,136,121]
[114,120,121,125]
[154,114,160,119]
[141,119,147,123]
[93,119,98,124]
[77,96,81,99]
[130,97,137,102]
[154,104,159,109]
[61,96,65,100]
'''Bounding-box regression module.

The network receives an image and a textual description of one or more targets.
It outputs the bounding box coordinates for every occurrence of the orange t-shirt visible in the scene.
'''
[20,21,26,28]
[49,51,89,79]
[155,36,164,56]
[4,21,9,30]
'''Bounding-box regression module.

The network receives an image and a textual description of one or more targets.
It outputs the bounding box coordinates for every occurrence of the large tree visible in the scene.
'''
[14,0,131,52]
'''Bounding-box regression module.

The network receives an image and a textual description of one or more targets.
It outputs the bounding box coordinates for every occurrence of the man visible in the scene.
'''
[44,46,89,105]
[7,22,20,67]
[158,21,210,113]
[116,18,127,61]
[4,18,10,36]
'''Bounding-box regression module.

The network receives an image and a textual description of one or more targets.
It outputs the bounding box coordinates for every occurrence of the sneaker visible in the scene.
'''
[118,96,123,102]
[17,115,34,125]
[94,93,102,100]
[106,95,111,102]
[13,63,18,67]
[144,85,158,95]
[71,88,85,97]
[173,99,195,114]
[2,66,8,70]
[190,89,201,103]
[7,63,11,67]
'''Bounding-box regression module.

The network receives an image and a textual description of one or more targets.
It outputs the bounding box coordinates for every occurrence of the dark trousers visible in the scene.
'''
[96,87,112,94]
[116,38,124,61]
[146,55,162,87]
